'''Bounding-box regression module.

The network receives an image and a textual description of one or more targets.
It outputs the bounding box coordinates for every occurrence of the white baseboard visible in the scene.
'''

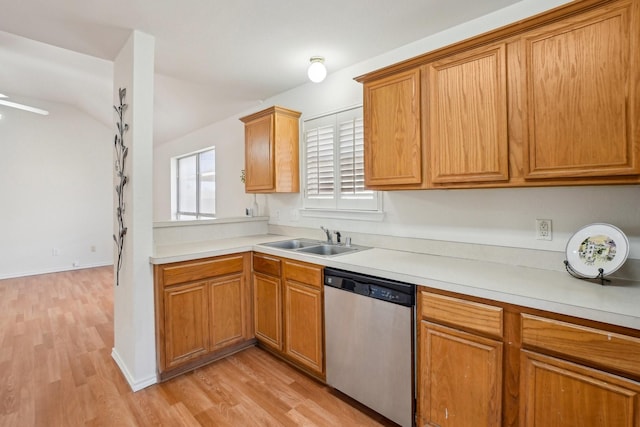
[0,261,113,280]
[111,347,158,392]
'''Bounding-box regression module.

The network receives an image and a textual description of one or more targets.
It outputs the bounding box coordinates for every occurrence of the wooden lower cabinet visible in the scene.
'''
[419,321,503,427]
[154,253,253,379]
[417,288,640,427]
[163,281,210,368]
[418,291,504,427]
[253,270,282,350]
[252,252,324,379]
[520,351,640,427]
[209,274,247,350]
[284,279,323,374]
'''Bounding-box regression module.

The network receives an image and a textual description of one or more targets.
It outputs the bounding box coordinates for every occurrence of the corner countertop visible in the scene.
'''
[151,234,640,331]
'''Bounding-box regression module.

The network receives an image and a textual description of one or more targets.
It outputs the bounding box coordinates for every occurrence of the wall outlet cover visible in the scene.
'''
[536,219,552,240]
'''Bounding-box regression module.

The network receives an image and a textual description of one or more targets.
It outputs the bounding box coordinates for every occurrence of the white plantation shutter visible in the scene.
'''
[338,112,371,206]
[303,106,378,211]
[305,124,334,199]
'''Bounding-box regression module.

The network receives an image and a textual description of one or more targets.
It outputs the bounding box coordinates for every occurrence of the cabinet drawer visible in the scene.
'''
[284,260,322,289]
[522,314,640,377]
[161,255,245,287]
[420,291,503,338]
[253,253,281,277]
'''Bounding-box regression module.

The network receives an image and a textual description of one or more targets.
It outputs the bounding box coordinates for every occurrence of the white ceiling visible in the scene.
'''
[0,0,521,144]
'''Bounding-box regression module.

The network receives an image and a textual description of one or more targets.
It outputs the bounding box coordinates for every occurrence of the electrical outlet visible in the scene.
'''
[536,219,552,240]
[52,248,60,256]
[290,209,299,221]
[90,245,96,252]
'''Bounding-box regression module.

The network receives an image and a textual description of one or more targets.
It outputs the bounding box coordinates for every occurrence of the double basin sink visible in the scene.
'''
[259,238,370,257]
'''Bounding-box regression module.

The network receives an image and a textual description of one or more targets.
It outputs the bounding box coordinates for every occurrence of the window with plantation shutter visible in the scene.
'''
[303,106,379,211]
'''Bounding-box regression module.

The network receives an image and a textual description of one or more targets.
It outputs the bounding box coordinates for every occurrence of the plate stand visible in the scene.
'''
[564,260,610,286]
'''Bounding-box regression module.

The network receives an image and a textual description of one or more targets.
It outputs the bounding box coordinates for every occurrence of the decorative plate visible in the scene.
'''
[565,223,629,277]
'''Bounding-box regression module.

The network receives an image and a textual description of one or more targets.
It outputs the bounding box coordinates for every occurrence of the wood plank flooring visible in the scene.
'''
[0,267,397,427]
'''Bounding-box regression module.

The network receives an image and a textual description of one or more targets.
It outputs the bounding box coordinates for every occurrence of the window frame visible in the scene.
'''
[175,147,216,220]
[302,106,381,215]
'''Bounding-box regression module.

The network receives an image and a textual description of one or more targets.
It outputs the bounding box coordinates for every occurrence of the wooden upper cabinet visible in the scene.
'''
[361,68,423,188]
[243,114,274,191]
[240,106,301,193]
[522,0,640,179]
[427,43,509,185]
[356,0,640,189]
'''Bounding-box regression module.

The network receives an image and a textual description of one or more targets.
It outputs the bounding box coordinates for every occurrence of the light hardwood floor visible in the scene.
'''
[0,266,397,427]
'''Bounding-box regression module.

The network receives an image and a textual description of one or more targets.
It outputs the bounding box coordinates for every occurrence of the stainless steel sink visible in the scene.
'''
[297,244,359,256]
[261,239,322,250]
[259,238,369,257]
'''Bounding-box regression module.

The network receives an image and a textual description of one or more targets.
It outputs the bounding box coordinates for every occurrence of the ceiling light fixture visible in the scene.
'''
[307,56,327,83]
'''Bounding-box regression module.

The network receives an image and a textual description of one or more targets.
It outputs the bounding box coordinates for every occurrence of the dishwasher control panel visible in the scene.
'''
[324,267,415,307]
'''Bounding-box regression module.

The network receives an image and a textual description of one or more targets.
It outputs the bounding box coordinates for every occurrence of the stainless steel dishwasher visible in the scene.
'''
[324,267,415,427]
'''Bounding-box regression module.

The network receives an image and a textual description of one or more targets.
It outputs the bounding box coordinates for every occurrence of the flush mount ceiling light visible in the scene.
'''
[307,56,327,83]
[0,93,49,115]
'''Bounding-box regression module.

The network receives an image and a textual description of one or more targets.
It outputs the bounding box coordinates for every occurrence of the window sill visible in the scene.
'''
[155,216,269,228]
[299,208,385,222]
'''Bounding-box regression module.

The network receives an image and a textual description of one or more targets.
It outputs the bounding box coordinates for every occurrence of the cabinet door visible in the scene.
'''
[284,280,323,375]
[209,273,246,351]
[253,272,282,350]
[523,1,640,179]
[419,321,503,427]
[363,68,422,187]
[163,281,209,368]
[521,350,640,427]
[244,114,274,191]
[427,43,509,184]
[272,111,300,193]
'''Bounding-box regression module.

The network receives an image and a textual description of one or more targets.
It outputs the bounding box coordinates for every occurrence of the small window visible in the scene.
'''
[303,106,379,211]
[175,148,215,219]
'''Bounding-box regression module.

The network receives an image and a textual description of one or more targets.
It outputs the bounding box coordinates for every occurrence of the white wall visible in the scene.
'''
[154,117,250,221]
[111,30,157,392]
[154,0,640,262]
[0,100,113,278]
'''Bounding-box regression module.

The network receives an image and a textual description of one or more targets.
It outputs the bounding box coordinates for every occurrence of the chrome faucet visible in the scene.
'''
[320,226,333,244]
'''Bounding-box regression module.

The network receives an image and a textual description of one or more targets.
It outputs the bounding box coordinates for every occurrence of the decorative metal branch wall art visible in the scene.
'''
[113,88,129,286]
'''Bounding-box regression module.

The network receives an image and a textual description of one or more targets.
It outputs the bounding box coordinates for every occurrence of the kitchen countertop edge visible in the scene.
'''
[151,234,640,330]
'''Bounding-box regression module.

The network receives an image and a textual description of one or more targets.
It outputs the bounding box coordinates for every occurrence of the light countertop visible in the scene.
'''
[151,234,640,330]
